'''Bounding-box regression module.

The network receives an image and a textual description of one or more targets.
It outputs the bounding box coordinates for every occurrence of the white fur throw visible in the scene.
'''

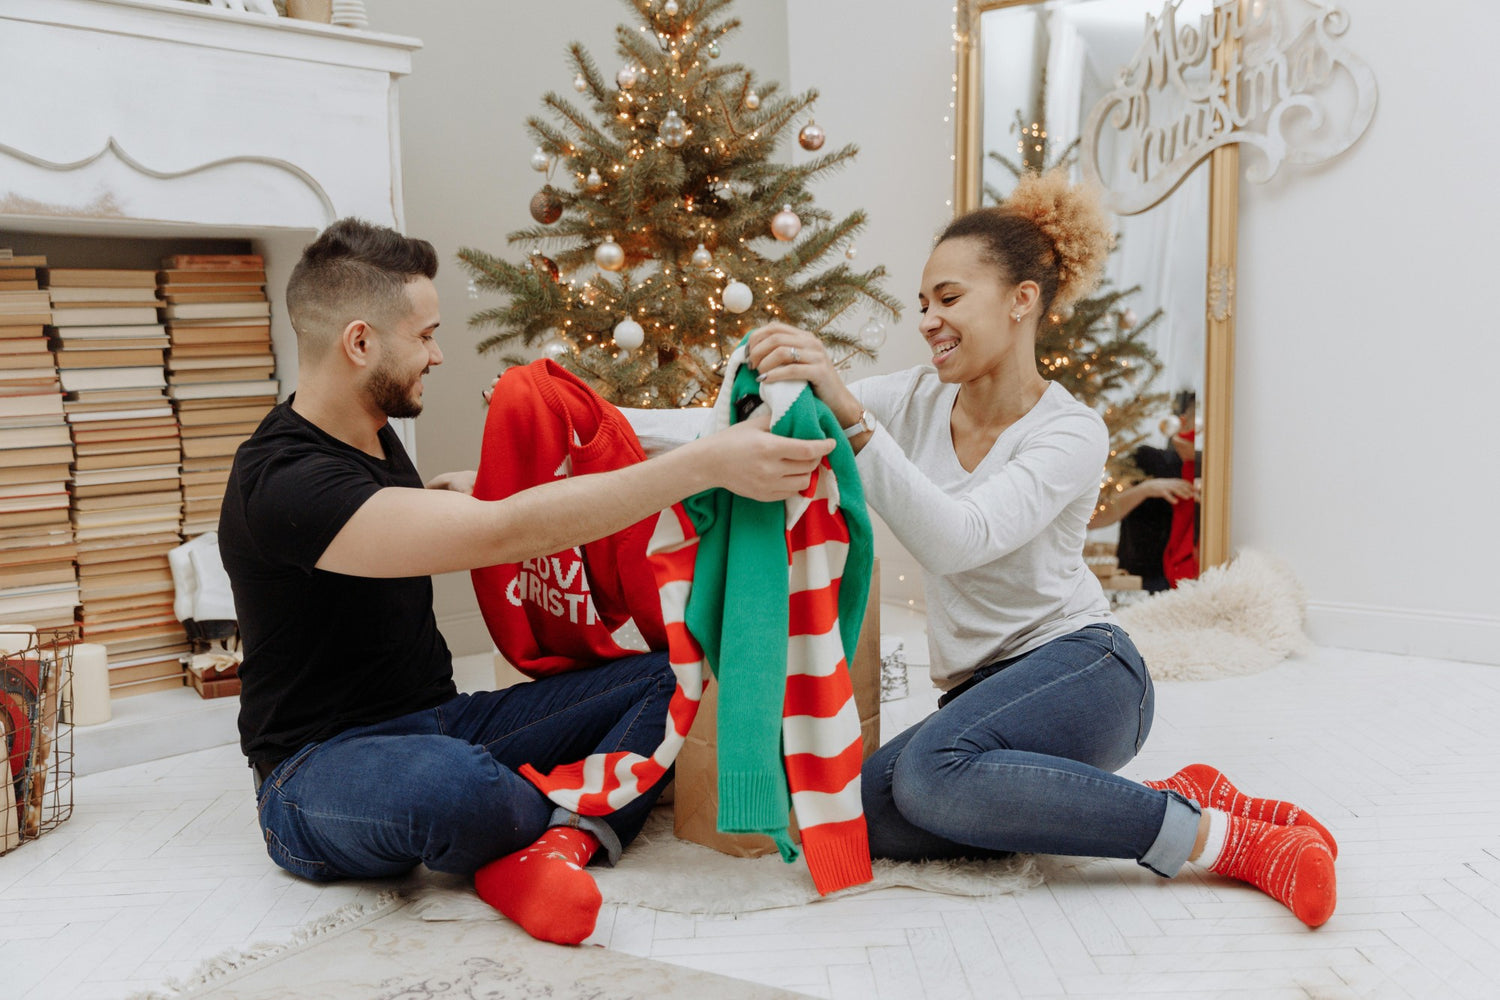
[1113,549,1311,682]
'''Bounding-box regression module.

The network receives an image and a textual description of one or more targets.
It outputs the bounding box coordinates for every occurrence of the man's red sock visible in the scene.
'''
[1145,763,1338,858]
[473,826,603,945]
[1199,810,1337,928]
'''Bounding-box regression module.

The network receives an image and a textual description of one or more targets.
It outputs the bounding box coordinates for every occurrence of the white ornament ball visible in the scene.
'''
[574,73,588,93]
[744,90,760,111]
[529,147,549,172]
[541,337,572,361]
[722,280,753,314]
[466,278,480,301]
[664,0,679,14]
[617,64,640,90]
[585,167,604,191]
[690,242,713,270]
[613,318,645,351]
[1159,414,1181,439]
[595,237,625,272]
[771,204,802,242]
[857,320,887,350]
[844,244,858,261]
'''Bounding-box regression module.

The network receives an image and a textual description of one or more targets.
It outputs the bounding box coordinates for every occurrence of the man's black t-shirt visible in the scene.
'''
[220,401,456,767]
[1116,444,1200,591]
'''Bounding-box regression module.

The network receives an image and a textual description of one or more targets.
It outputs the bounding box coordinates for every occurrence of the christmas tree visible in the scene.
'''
[458,0,901,409]
[986,128,1168,510]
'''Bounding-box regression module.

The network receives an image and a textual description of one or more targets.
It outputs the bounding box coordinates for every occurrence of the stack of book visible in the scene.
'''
[46,267,187,695]
[160,254,277,537]
[0,251,78,630]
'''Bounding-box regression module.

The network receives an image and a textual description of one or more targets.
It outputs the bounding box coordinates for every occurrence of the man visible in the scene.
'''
[219,218,833,944]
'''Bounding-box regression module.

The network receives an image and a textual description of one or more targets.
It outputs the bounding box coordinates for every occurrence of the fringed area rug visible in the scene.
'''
[411,811,1045,922]
[130,889,809,1000]
[1114,548,1312,681]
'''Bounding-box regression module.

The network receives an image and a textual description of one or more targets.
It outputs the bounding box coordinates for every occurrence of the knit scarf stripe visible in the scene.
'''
[779,463,871,892]
[518,504,707,816]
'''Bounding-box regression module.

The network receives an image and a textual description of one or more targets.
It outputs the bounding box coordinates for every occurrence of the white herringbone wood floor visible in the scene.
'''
[5,631,1500,998]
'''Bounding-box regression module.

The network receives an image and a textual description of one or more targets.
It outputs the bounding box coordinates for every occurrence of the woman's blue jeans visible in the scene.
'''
[862,623,1200,876]
[254,651,675,882]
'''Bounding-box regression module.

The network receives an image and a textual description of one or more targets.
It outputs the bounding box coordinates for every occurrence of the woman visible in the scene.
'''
[746,170,1337,927]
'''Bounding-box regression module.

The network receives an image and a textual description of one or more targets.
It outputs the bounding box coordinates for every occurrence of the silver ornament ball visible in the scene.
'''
[844,245,858,261]
[585,167,604,191]
[616,64,639,90]
[722,280,753,314]
[707,42,721,59]
[573,73,588,93]
[690,243,713,270]
[595,237,625,272]
[663,0,679,14]
[529,147,549,172]
[659,109,687,148]
[771,205,802,242]
[613,318,645,351]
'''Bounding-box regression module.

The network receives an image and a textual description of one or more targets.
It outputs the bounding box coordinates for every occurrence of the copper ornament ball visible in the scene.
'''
[798,122,826,151]
[529,187,563,225]
[770,205,802,242]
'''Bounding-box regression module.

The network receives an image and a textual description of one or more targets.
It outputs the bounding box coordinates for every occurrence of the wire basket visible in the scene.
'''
[2,625,77,856]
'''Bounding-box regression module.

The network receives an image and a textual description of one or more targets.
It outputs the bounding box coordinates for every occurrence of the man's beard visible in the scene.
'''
[366,362,425,419]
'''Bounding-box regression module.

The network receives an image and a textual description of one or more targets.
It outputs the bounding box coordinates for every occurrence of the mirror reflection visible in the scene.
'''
[975,0,1211,599]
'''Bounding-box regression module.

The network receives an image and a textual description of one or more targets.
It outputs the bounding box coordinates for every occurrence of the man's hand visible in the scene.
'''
[694,407,836,502]
[425,470,478,495]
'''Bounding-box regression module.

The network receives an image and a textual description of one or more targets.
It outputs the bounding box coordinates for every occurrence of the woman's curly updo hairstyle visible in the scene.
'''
[938,168,1114,314]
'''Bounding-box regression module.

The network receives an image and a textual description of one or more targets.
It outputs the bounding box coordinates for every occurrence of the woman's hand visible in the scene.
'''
[1140,477,1198,504]
[746,322,864,428]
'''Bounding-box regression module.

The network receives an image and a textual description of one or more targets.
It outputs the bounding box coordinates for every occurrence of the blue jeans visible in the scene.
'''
[862,623,1200,876]
[254,651,676,882]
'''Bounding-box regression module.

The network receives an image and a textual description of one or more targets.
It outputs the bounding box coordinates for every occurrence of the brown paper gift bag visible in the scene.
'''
[673,560,882,856]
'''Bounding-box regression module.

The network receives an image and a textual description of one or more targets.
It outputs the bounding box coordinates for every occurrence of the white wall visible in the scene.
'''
[1233,0,1500,663]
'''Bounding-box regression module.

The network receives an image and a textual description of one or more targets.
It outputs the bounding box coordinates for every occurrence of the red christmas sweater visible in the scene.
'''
[471,360,669,677]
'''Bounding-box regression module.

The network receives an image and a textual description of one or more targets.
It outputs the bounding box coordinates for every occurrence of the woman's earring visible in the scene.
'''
[1011,312,1022,323]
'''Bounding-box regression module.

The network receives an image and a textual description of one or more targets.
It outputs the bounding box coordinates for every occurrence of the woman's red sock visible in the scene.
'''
[473,826,602,945]
[1145,763,1338,858]
[1198,809,1337,928]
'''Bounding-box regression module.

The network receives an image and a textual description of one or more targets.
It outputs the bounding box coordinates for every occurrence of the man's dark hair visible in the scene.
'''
[285,218,438,361]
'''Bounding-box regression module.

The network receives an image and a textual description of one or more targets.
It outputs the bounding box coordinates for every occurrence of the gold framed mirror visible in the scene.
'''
[954,0,1237,588]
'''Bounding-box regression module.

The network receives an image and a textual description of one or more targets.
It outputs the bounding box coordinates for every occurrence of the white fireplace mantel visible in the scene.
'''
[0,0,421,236]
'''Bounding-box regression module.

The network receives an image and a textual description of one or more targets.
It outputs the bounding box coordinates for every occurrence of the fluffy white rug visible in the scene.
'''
[411,810,1044,921]
[1114,548,1311,681]
[131,892,806,1000]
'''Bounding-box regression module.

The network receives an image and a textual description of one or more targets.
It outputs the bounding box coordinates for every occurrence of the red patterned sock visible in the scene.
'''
[1200,810,1337,928]
[1145,763,1338,858]
[473,826,602,945]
